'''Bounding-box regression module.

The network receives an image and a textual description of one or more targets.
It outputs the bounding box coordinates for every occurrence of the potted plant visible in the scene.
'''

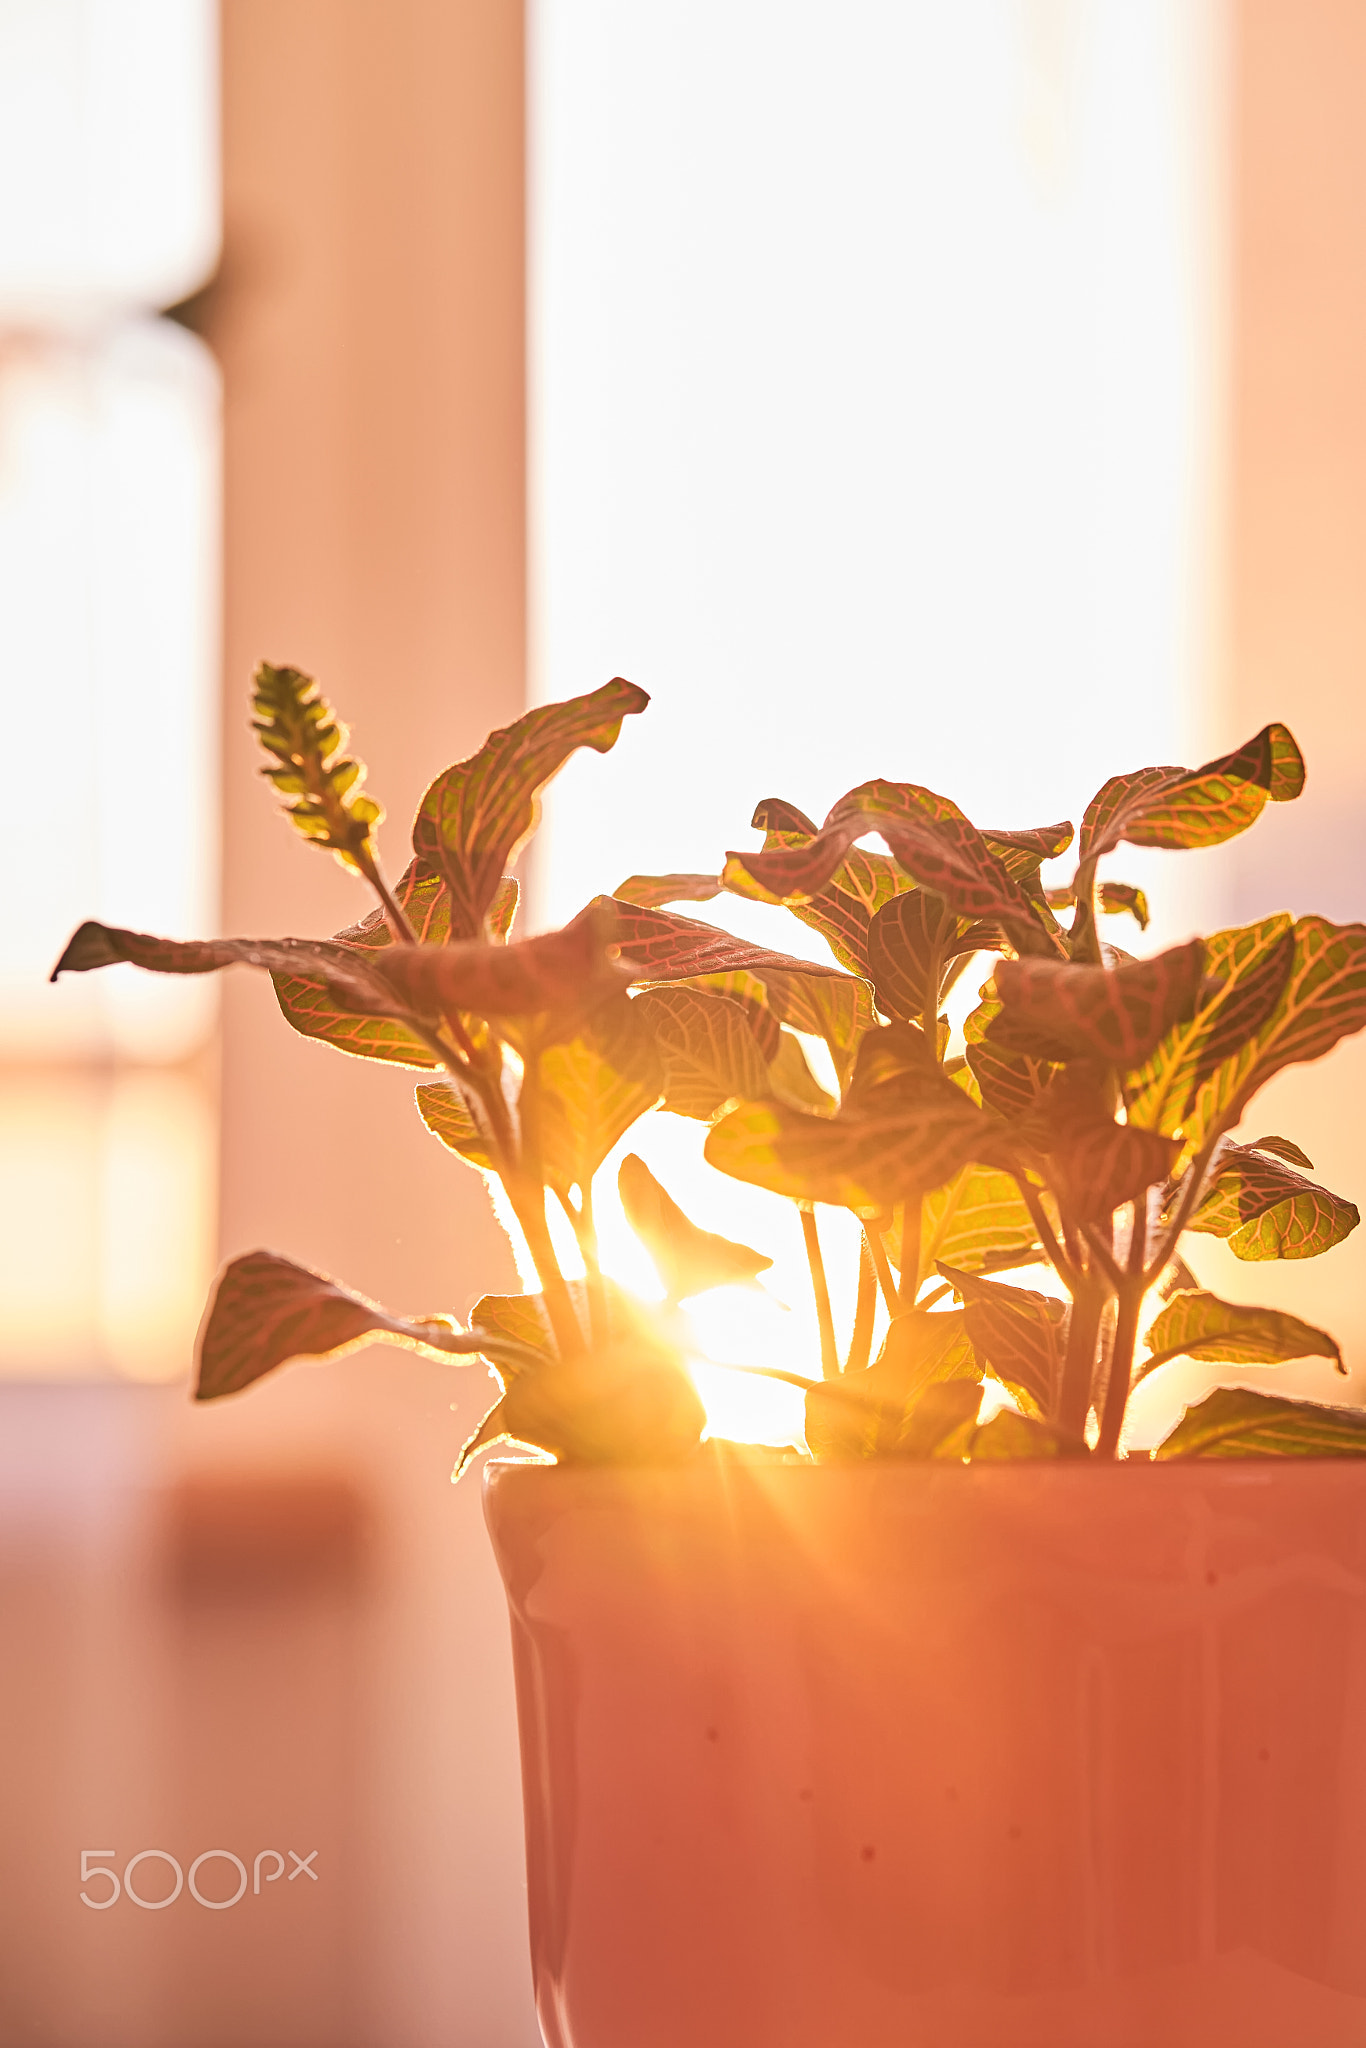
[54,670,1366,2047]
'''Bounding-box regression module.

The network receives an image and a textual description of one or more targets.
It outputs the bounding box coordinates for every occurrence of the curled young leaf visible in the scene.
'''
[251,662,383,874]
[413,678,648,939]
[618,1153,773,1301]
[195,1250,532,1402]
[1154,1385,1366,1459]
[613,873,722,908]
[1187,1143,1359,1262]
[724,779,1049,936]
[1050,882,1150,930]
[1079,722,1305,863]
[987,940,1206,1067]
[1141,1289,1344,1377]
[744,796,917,977]
[632,986,771,1120]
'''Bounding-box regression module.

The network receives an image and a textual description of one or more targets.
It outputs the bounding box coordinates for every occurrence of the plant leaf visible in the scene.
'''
[375,900,634,1037]
[618,1153,772,1300]
[631,986,772,1119]
[1187,1143,1359,1262]
[804,1346,981,1462]
[1048,1121,1182,1218]
[766,1030,838,1114]
[613,873,722,907]
[51,920,405,1018]
[1141,1289,1344,1376]
[744,796,918,976]
[467,1291,558,1372]
[917,1164,1042,1276]
[251,662,383,873]
[533,1002,663,1195]
[987,940,1206,1067]
[705,1064,1001,1212]
[1180,917,1366,1153]
[1125,916,1296,1136]
[937,1265,1067,1417]
[1154,1386,1366,1459]
[969,1410,1071,1460]
[866,889,963,1023]
[195,1250,527,1401]
[495,1336,706,1466]
[724,778,1048,935]
[415,1080,496,1170]
[980,821,1075,877]
[1248,1134,1314,1169]
[412,678,648,939]
[488,874,520,941]
[1078,723,1305,863]
[272,858,463,1068]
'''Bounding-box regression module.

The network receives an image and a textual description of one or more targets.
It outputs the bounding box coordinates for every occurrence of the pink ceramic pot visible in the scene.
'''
[484,1456,1366,2048]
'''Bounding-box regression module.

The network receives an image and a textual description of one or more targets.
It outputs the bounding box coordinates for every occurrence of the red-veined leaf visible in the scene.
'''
[412,678,648,939]
[194,1250,534,1401]
[1187,1142,1358,1261]
[987,940,1206,1066]
[532,1002,662,1195]
[1049,1122,1182,1218]
[1141,1289,1344,1377]
[613,873,722,907]
[414,1080,495,1169]
[1179,918,1366,1152]
[375,900,633,1033]
[705,1065,1002,1212]
[937,1265,1067,1417]
[743,795,918,976]
[724,778,1048,933]
[1248,1134,1314,1169]
[631,986,771,1119]
[866,889,964,1023]
[1154,1386,1366,1459]
[1125,916,1296,1135]
[1078,722,1305,863]
[618,1153,773,1300]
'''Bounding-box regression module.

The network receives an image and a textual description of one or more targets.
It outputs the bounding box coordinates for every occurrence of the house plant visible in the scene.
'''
[53,670,1366,2046]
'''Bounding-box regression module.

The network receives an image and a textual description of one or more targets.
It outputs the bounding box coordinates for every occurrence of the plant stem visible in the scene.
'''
[561,1186,609,1352]
[1097,1201,1146,1459]
[1144,1131,1224,1285]
[508,1176,584,1361]
[1011,1172,1078,1291]
[1057,1280,1104,1443]
[799,1205,840,1381]
[355,845,420,946]
[866,1225,900,1315]
[898,1194,923,1312]
[844,1238,877,1373]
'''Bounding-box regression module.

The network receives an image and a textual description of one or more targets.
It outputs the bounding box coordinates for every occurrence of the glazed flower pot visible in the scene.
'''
[485,1455,1366,2048]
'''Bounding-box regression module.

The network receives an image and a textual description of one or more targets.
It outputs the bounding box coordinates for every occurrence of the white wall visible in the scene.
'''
[531,0,1227,936]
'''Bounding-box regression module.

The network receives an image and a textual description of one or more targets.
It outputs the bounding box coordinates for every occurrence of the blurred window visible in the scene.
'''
[0,0,219,1379]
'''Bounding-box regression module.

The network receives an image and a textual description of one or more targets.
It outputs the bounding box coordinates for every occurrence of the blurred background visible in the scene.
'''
[1,2,1364,2041]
